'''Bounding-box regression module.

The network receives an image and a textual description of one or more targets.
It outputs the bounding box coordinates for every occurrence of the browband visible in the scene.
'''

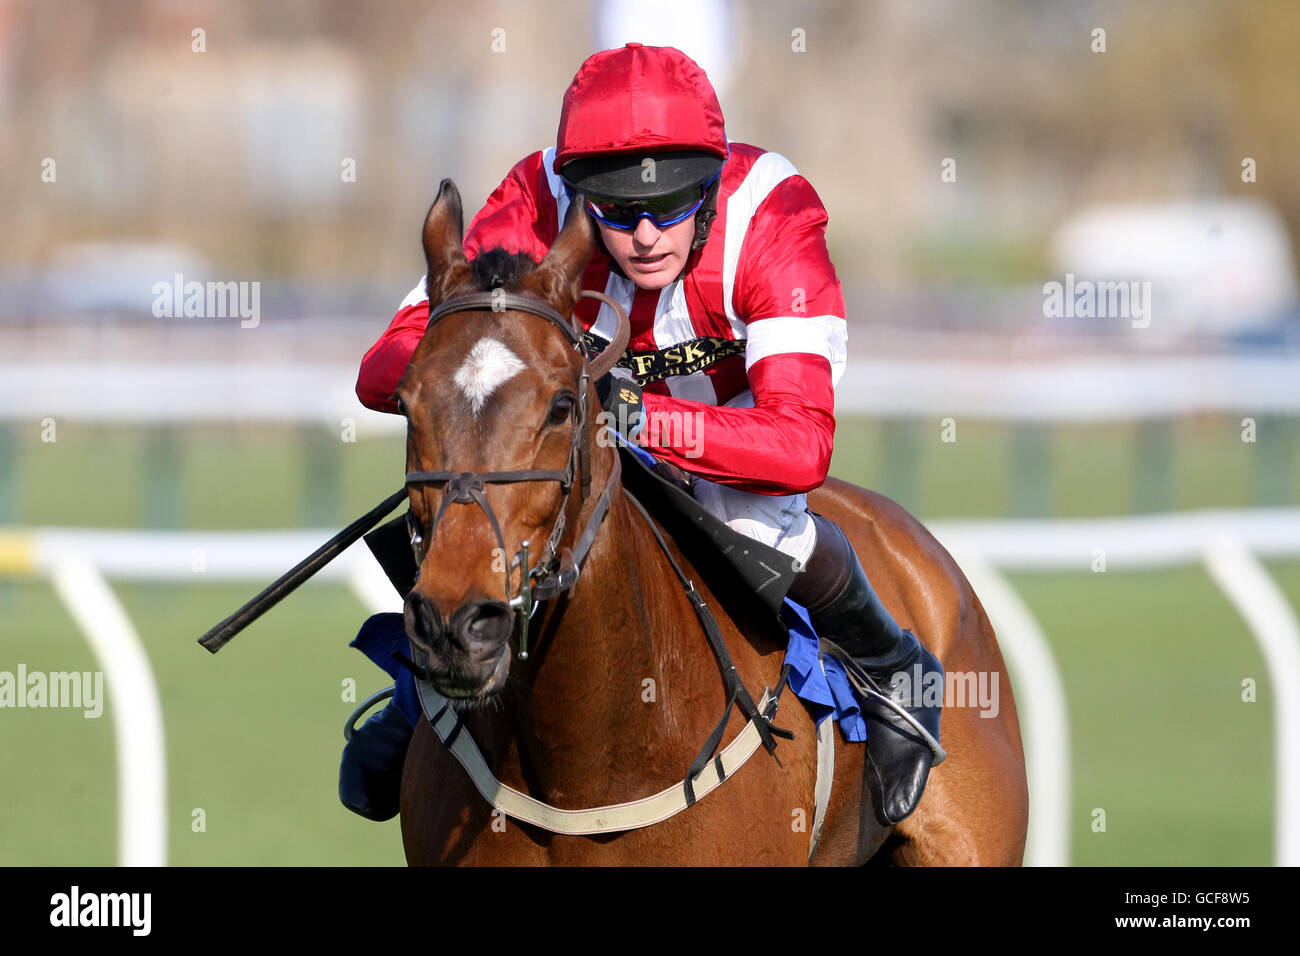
[427,292,583,348]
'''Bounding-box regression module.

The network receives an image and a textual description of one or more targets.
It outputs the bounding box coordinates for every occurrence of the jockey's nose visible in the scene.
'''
[632,217,661,247]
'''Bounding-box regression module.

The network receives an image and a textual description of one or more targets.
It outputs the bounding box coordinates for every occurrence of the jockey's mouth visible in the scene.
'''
[630,252,669,263]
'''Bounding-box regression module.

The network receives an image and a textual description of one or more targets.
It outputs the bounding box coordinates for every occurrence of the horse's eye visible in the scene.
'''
[395,395,408,416]
[547,395,574,426]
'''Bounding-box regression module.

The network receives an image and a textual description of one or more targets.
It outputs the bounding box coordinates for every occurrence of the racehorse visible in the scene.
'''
[394,180,1029,865]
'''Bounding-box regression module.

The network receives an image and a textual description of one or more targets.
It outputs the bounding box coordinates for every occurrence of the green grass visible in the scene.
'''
[1008,565,1278,865]
[828,416,1299,518]
[5,561,1291,865]
[902,234,1050,285]
[1,578,406,866]
[1,418,1297,865]
[8,422,407,530]
[5,415,1296,530]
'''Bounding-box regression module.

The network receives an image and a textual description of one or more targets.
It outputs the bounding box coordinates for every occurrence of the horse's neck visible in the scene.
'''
[493,482,715,803]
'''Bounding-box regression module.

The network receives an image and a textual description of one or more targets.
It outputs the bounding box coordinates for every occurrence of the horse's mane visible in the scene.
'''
[468,249,538,291]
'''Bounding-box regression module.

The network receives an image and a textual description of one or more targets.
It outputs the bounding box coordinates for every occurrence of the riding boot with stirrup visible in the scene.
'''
[339,700,414,821]
[788,512,944,827]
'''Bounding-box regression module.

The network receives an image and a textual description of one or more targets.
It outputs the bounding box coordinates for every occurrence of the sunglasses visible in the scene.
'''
[569,171,721,230]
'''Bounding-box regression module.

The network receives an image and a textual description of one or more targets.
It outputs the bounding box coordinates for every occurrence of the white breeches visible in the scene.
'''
[685,389,819,569]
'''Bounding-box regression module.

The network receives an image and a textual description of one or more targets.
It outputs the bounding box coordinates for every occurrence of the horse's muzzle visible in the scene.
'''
[405,592,513,699]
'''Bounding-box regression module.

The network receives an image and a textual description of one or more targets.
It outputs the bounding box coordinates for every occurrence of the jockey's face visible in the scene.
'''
[595,214,696,291]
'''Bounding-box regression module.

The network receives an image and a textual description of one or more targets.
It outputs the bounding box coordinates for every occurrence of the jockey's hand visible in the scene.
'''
[595,368,644,441]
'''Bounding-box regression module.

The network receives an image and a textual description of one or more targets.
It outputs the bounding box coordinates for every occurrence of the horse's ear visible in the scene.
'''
[526,193,595,314]
[422,179,471,304]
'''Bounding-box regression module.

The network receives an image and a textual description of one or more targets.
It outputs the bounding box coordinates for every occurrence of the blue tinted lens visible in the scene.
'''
[585,187,705,229]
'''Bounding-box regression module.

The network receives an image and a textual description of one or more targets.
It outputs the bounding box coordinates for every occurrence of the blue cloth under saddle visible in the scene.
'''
[779,598,866,741]
[352,442,867,743]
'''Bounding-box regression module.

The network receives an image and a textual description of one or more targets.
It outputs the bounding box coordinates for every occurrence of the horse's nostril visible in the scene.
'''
[451,601,513,654]
[469,605,509,638]
[405,592,445,648]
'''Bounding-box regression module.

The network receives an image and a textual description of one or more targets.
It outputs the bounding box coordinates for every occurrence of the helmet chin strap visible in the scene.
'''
[689,176,723,251]
[673,176,722,281]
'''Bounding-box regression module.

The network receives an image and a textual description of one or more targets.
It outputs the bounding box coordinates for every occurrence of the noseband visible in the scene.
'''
[403,289,627,658]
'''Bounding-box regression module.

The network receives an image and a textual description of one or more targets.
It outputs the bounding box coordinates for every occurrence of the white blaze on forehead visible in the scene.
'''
[454,337,526,413]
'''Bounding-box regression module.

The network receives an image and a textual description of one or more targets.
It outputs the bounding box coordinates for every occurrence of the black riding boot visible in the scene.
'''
[788,512,944,826]
[339,700,414,822]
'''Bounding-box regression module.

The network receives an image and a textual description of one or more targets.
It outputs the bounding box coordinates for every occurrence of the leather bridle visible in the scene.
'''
[402,288,630,658]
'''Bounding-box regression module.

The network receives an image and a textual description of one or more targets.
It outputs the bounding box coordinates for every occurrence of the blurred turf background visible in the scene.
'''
[1,414,1292,864]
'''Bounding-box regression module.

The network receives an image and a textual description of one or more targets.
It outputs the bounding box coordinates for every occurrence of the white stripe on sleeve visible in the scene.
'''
[744,314,848,388]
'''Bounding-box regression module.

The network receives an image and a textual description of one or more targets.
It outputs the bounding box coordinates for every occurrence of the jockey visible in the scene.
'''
[341,43,944,828]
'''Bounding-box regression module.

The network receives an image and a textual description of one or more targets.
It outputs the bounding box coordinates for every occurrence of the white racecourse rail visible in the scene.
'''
[3,508,1297,867]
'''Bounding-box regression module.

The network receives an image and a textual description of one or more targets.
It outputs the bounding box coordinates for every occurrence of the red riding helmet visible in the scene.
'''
[556,43,729,250]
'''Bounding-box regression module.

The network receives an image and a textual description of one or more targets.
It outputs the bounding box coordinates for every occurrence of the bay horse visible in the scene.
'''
[394,179,1029,865]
